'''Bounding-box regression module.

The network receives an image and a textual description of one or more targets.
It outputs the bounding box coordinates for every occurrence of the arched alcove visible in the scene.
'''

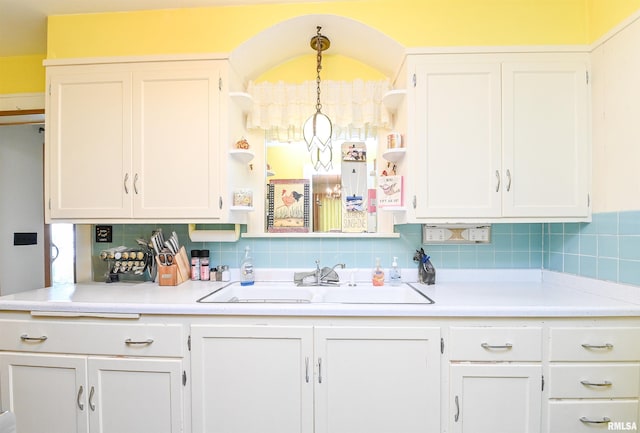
[229,14,405,81]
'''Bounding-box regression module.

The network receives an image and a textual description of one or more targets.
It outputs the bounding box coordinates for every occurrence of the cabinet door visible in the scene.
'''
[502,62,589,218]
[314,326,440,433]
[0,353,88,433]
[450,364,541,433]
[413,62,502,218]
[87,357,183,433]
[48,68,133,219]
[190,325,314,433]
[132,63,222,218]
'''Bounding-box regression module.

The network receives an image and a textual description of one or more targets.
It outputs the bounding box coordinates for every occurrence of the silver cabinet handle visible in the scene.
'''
[454,395,460,422]
[123,173,129,194]
[88,386,96,411]
[412,195,417,209]
[580,416,611,424]
[582,343,613,350]
[124,338,154,346]
[481,342,513,350]
[219,196,223,210]
[495,170,501,192]
[581,380,612,387]
[305,357,310,383]
[133,173,139,195]
[318,358,323,384]
[77,385,84,410]
[20,334,47,342]
[506,169,512,192]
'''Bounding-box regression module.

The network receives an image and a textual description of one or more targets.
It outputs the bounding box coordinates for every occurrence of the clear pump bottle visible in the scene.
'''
[389,256,402,286]
[240,246,255,286]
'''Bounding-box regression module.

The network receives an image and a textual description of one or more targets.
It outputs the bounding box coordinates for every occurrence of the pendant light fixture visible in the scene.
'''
[303,26,333,171]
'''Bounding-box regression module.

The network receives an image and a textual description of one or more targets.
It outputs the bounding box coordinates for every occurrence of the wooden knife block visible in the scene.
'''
[157,247,190,286]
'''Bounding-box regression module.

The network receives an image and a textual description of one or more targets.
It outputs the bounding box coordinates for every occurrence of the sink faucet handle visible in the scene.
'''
[315,259,321,270]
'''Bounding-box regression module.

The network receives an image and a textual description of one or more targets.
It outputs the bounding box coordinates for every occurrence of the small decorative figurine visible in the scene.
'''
[413,248,436,285]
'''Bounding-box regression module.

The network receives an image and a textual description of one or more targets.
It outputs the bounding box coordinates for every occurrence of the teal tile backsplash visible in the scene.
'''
[93,210,640,286]
[544,211,640,286]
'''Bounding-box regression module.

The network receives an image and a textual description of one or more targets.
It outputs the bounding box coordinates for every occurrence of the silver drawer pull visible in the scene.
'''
[580,416,611,424]
[77,385,85,410]
[124,338,154,346]
[481,342,513,350]
[88,386,96,411]
[20,334,48,342]
[581,343,613,350]
[580,380,612,387]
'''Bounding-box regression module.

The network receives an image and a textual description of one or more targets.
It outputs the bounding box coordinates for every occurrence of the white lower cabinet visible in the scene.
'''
[0,353,183,433]
[450,364,542,433]
[547,326,640,433]
[190,324,441,433]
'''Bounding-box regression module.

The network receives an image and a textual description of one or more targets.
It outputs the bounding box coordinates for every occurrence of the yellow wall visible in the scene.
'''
[257,54,386,83]
[0,55,46,94]
[47,0,589,59]
[588,0,640,42]
[3,1,640,95]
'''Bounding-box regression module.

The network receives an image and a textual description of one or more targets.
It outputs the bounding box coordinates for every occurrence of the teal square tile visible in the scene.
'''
[530,252,543,268]
[620,260,640,286]
[598,235,618,258]
[477,252,495,268]
[579,234,597,256]
[597,258,618,282]
[564,233,580,254]
[564,222,580,235]
[493,233,512,251]
[563,254,579,275]
[492,224,513,234]
[620,211,640,235]
[512,252,532,268]
[459,251,477,268]
[580,221,597,235]
[579,256,597,279]
[620,236,640,261]
[595,212,618,235]
[513,234,530,251]
[549,252,563,271]
[550,223,564,234]
[512,224,531,234]
[550,234,564,253]
[495,251,513,268]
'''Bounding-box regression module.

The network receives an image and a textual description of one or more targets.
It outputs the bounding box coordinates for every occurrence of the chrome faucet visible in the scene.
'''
[295,260,346,286]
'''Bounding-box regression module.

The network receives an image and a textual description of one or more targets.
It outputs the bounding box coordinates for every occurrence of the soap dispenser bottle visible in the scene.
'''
[240,246,255,286]
[389,256,402,286]
[372,257,385,286]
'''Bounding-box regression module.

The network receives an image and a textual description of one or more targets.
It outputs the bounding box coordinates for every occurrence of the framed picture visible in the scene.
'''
[378,175,404,208]
[267,179,310,233]
[341,142,367,162]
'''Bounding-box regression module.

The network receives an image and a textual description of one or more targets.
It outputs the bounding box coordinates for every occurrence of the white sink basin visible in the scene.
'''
[198,282,434,304]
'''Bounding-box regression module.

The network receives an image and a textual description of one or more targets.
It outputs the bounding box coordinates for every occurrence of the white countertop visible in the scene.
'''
[1,270,639,317]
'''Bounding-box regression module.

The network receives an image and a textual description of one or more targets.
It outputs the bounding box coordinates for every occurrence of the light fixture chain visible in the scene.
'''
[315,27,323,113]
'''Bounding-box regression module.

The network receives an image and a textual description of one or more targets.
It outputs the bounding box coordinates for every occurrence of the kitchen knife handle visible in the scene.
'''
[123,173,129,194]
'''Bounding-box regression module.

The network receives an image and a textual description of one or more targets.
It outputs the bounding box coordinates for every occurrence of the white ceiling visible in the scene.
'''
[0,0,328,57]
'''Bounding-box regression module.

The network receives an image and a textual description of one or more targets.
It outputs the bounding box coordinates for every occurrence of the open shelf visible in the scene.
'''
[230,91,253,112]
[382,147,406,162]
[382,89,406,111]
[229,148,255,163]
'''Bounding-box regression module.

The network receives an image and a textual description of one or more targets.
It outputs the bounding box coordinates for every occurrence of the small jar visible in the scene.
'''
[221,265,230,282]
[190,250,200,281]
[199,250,210,281]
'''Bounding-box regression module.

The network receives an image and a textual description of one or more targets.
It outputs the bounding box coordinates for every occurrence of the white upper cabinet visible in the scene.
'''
[412,61,502,219]
[46,58,227,222]
[48,67,133,220]
[502,61,590,218]
[405,53,590,223]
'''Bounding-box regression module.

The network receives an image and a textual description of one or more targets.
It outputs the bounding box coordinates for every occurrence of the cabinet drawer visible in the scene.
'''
[548,400,639,433]
[0,320,184,357]
[549,364,640,398]
[449,327,542,361]
[550,327,640,361]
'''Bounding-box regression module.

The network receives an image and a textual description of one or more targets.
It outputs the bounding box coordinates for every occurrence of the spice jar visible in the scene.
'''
[199,250,210,281]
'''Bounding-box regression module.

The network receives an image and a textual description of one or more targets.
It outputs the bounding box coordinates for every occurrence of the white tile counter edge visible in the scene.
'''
[0,269,639,317]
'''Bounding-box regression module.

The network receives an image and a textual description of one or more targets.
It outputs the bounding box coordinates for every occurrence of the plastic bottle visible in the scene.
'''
[372,257,385,286]
[389,256,402,286]
[240,246,255,286]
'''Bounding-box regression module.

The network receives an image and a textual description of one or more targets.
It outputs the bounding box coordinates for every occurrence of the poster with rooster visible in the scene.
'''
[267,179,310,233]
[377,175,404,208]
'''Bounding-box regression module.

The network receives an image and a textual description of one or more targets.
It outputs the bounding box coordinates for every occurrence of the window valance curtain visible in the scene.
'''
[246,79,392,142]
